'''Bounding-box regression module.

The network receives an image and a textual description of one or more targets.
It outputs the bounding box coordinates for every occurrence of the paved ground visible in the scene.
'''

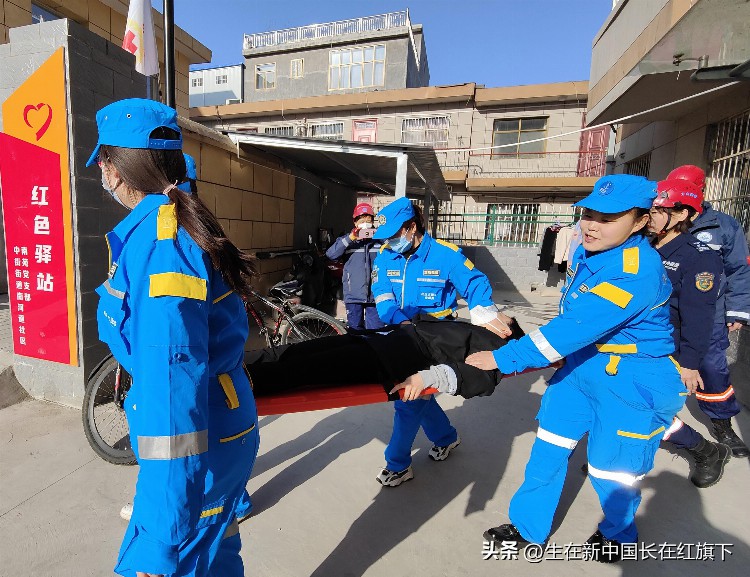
[1,291,749,576]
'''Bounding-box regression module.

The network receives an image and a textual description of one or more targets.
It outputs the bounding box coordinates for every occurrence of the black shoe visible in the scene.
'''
[686,438,731,488]
[711,418,750,458]
[483,523,529,547]
[585,530,622,563]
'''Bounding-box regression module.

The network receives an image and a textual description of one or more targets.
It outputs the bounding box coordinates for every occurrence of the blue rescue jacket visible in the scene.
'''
[656,233,722,370]
[325,234,381,303]
[371,233,494,323]
[492,234,675,373]
[690,202,750,325]
[96,194,256,574]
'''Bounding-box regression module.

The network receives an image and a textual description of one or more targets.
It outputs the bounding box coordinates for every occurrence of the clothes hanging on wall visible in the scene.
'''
[554,226,576,265]
[538,226,560,271]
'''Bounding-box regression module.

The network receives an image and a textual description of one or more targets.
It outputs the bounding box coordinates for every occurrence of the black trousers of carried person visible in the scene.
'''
[245,315,525,401]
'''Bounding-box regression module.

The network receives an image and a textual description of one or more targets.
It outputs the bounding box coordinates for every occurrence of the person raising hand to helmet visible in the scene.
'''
[648,179,730,488]
[325,202,385,330]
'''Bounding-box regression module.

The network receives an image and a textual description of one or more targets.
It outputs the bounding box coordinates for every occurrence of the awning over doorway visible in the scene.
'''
[226,132,450,202]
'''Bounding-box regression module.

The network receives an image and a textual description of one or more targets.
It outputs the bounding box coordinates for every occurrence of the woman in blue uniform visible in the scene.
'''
[463,175,686,563]
[648,179,729,487]
[89,98,259,577]
[371,197,514,487]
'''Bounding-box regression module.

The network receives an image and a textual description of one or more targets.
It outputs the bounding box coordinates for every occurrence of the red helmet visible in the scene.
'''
[653,179,704,213]
[353,202,375,219]
[667,165,705,190]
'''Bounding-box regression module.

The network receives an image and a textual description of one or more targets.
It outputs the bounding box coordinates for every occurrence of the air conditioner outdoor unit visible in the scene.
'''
[225,98,242,105]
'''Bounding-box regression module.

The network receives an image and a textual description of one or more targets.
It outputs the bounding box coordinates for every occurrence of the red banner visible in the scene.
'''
[0,134,73,364]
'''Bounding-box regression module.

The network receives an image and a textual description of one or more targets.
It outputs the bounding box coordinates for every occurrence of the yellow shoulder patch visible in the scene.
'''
[435,239,459,252]
[149,272,207,301]
[379,243,389,254]
[622,247,639,274]
[464,258,475,270]
[590,282,633,308]
[157,204,178,240]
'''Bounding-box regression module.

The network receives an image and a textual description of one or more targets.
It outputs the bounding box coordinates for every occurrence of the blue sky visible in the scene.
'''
[154,0,612,87]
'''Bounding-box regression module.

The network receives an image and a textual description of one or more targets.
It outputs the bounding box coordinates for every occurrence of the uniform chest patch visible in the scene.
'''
[578,283,589,293]
[696,231,712,243]
[387,270,401,277]
[695,272,715,292]
[420,292,437,301]
[108,262,119,279]
[423,269,440,276]
[663,260,680,271]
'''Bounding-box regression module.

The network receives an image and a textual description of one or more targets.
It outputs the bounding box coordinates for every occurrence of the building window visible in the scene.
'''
[216,75,228,85]
[401,116,450,148]
[191,77,203,88]
[255,63,276,90]
[291,59,304,79]
[491,118,547,158]
[264,126,295,137]
[31,4,61,23]
[329,45,385,90]
[625,153,651,177]
[310,122,345,140]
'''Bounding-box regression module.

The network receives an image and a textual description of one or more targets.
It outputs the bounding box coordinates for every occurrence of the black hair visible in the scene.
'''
[100,127,256,299]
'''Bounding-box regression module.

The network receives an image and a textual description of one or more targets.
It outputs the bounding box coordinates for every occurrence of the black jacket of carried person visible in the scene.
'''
[246,315,525,400]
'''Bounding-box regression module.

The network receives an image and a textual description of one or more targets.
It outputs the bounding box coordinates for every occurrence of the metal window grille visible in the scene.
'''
[329,45,386,90]
[401,116,450,147]
[291,59,304,79]
[310,122,345,140]
[625,153,651,177]
[491,118,547,159]
[255,63,276,90]
[706,109,750,228]
[264,126,295,136]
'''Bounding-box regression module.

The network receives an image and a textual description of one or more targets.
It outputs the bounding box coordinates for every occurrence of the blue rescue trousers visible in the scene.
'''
[696,321,741,419]
[509,348,685,545]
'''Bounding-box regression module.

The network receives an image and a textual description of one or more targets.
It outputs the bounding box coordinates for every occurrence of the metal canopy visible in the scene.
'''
[226,132,450,201]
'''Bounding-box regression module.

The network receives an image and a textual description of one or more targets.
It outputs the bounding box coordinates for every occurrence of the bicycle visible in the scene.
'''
[82,288,347,465]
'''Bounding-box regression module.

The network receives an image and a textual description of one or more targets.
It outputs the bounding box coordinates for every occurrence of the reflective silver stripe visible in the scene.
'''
[529,329,562,362]
[707,243,721,250]
[223,519,239,539]
[390,279,404,283]
[341,237,351,247]
[537,427,577,449]
[662,418,683,441]
[416,278,446,284]
[103,279,125,299]
[138,430,208,460]
[727,310,750,320]
[375,293,395,304]
[587,464,645,487]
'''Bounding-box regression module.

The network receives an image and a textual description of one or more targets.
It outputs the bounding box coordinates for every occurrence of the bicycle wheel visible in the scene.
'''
[82,356,136,465]
[280,310,347,345]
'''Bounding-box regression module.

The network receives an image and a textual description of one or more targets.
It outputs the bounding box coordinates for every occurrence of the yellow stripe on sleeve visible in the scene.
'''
[622,247,639,274]
[617,426,666,440]
[218,373,240,409]
[590,282,633,308]
[149,272,207,301]
[157,204,178,240]
[463,258,475,270]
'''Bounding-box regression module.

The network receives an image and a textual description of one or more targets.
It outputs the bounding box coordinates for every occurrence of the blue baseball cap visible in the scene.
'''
[574,175,657,213]
[86,98,182,167]
[177,153,197,192]
[373,197,416,239]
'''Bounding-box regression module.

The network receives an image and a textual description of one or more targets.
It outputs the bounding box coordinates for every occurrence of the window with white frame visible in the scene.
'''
[401,116,450,147]
[291,59,304,79]
[264,126,295,137]
[191,77,203,88]
[310,122,345,140]
[255,63,276,90]
[329,45,385,90]
[215,75,228,85]
[492,118,547,158]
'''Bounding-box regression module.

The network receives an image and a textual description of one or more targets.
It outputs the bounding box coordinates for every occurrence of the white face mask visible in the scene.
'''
[102,171,128,209]
[357,222,374,230]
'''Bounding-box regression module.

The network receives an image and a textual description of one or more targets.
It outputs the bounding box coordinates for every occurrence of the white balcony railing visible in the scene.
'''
[244,10,409,51]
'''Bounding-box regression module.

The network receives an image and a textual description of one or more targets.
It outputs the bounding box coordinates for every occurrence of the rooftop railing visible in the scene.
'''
[244,10,409,51]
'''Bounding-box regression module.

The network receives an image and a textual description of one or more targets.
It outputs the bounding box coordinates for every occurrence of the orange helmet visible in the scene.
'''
[653,179,704,213]
[667,165,705,191]
[353,202,375,219]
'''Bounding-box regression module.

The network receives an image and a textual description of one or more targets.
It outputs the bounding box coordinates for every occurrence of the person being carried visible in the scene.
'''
[464,175,687,563]
[325,202,384,330]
